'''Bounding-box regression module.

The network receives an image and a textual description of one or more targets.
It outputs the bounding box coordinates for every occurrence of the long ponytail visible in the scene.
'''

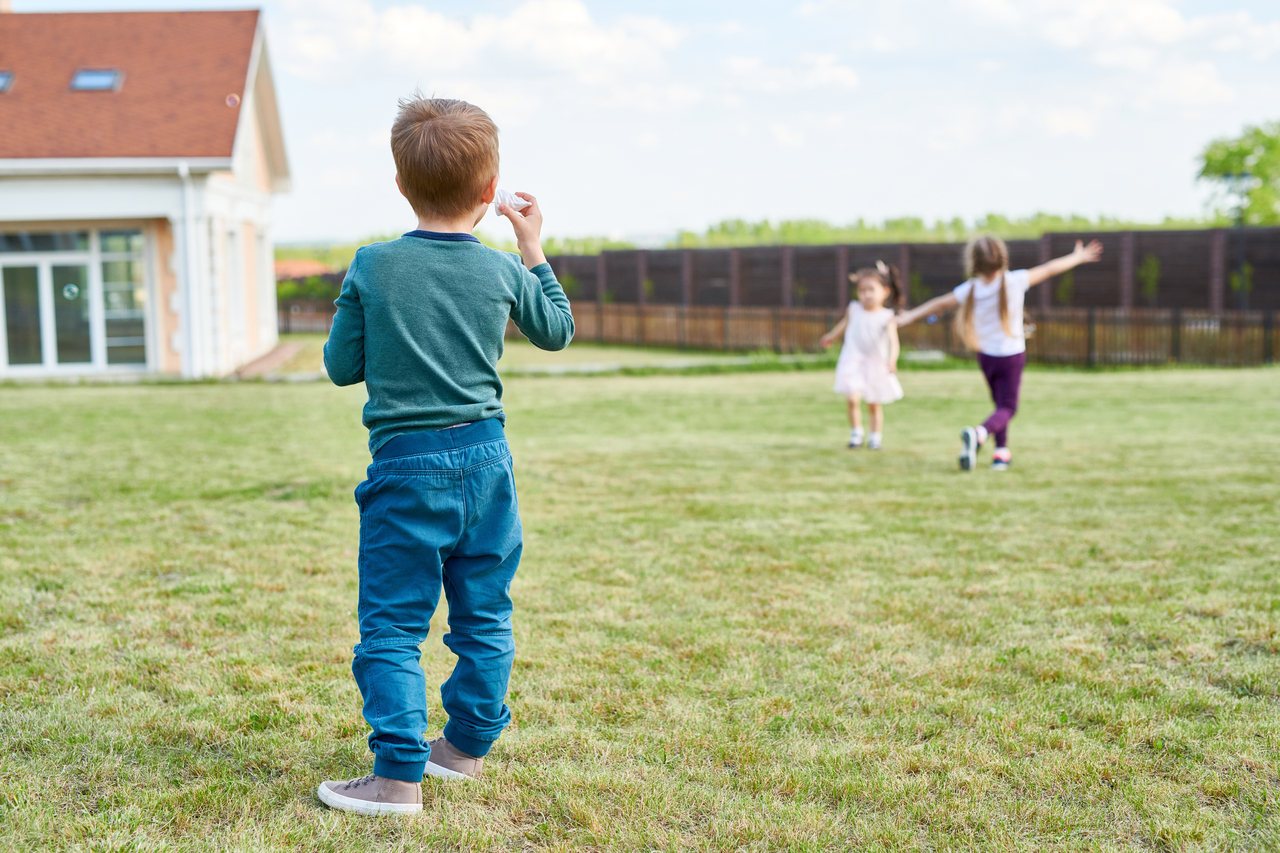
[957,236,1013,350]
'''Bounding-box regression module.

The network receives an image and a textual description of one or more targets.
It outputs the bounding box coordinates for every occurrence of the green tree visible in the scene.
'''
[1198,121,1280,225]
[909,271,930,306]
[1229,262,1254,298]
[1055,271,1075,306]
[1137,254,1160,307]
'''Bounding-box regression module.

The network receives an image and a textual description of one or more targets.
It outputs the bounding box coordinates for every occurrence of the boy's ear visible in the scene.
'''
[394,174,407,199]
[480,174,499,205]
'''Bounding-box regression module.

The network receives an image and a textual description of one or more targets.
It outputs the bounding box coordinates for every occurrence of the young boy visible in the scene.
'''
[317,96,574,816]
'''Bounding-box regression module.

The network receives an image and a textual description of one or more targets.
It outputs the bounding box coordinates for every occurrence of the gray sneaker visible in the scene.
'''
[424,737,483,780]
[317,774,422,816]
[959,427,979,471]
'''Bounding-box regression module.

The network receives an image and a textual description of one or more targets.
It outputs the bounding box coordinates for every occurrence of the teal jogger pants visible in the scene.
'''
[351,419,521,783]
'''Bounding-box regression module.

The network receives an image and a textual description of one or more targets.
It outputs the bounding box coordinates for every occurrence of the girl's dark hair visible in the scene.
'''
[849,262,904,311]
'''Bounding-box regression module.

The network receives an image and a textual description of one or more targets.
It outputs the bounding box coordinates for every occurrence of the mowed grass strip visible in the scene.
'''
[0,367,1277,852]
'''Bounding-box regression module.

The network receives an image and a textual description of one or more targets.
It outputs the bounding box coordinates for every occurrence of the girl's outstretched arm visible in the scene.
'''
[887,321,900,373]
[819,310,850,349]
[895,292,958,328]
[1027,239,1103,287]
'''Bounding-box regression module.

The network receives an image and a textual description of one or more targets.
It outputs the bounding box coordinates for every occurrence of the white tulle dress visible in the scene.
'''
[832,303,904,404]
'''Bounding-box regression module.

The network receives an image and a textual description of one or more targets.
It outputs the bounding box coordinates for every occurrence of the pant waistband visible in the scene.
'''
[375,419,506,461]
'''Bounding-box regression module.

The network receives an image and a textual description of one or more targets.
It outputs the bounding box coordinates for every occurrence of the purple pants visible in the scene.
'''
[977,352,1025,448]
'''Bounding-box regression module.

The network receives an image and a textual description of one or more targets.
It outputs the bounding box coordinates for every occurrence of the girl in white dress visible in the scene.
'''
[819,262,903,450]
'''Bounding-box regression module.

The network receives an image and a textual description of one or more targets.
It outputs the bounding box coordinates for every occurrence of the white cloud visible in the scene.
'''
[1040,107,1097,138]
[960,0,1280,62]
[770,123,805,148]
[1148,61,1234,106]
[723,54,858,93]
[279,0,687,87]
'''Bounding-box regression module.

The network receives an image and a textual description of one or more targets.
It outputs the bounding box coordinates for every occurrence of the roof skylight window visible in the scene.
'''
[0,71,13,93]
[70,69,123,91]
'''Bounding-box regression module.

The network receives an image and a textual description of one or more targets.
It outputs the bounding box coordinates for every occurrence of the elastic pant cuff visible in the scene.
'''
[373,756,426,783]
[442,723,494,758]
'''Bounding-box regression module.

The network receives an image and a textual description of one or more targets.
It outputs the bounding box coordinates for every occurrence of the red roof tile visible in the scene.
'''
[0,10,259,159]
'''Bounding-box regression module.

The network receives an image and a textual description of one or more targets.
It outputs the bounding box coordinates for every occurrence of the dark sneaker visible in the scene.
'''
[424,737,483,780]
[317,774,422,816]
[991,449,1011,471]
[959,427,979,471]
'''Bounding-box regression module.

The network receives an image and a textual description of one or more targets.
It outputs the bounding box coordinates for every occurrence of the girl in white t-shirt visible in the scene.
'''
[895,235,1102,470]
[819,262,903,450]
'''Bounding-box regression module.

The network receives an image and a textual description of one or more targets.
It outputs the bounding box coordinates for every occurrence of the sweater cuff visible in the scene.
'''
[530,262,554,280]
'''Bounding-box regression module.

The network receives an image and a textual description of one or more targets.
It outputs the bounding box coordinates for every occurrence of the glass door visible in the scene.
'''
[53,264,92,364]
[2,265,42,366]
[0,229,149,373]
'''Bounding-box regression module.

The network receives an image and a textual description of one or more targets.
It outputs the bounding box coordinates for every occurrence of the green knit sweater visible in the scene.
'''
[323,231,574,454]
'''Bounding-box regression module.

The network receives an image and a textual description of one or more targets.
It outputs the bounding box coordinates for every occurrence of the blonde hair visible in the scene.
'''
[956,235,1012,350]
[391,96,499,218]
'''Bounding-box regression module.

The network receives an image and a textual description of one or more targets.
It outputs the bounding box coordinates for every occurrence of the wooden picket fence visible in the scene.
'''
[279,301,1277,367]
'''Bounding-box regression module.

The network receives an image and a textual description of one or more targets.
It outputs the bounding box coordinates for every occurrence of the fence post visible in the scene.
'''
[678,305,687,350]
[1171,308,1181,363]
[836,246,849,307]
[781,246,793,308]
[637,305,644,346]
[681,249,694,307]
[1038,235,1052,312]
[1265,310,1274,365]
[729,248,742,307]
[636,250,648,308]
[596,253,607,343]
[1208,230,1225,314]
[723,306,730,351]
[898,243,911,307]
[1087,306,1097,368]
[1119,232,1135,309]
[772,308,782,353]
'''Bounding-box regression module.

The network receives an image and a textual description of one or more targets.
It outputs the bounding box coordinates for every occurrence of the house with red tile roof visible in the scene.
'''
[0,8,290,378]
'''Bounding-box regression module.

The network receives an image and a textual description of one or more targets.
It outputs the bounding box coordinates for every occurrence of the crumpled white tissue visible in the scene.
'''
[494,188,532,216]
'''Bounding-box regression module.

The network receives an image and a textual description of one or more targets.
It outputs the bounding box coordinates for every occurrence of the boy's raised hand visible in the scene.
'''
[499,191,547,270]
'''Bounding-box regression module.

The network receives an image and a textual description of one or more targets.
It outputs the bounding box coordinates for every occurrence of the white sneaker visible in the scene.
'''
[959,427,979,471]
[868,433,882,451]
[848,429,863,449]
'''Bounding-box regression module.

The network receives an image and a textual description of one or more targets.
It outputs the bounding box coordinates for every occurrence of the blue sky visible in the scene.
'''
[16,0,1280,243]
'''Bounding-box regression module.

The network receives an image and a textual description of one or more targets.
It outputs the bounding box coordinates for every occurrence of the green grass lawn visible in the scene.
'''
[277,334,785,375]
[1,366,1278,851]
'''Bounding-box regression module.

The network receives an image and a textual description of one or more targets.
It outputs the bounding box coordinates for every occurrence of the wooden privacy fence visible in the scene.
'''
[560,304,1278,367]
[547,227,1280,313]
[279,301,1277,367]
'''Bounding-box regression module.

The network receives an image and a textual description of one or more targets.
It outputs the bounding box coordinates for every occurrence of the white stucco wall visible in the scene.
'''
[0,167,278,378]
